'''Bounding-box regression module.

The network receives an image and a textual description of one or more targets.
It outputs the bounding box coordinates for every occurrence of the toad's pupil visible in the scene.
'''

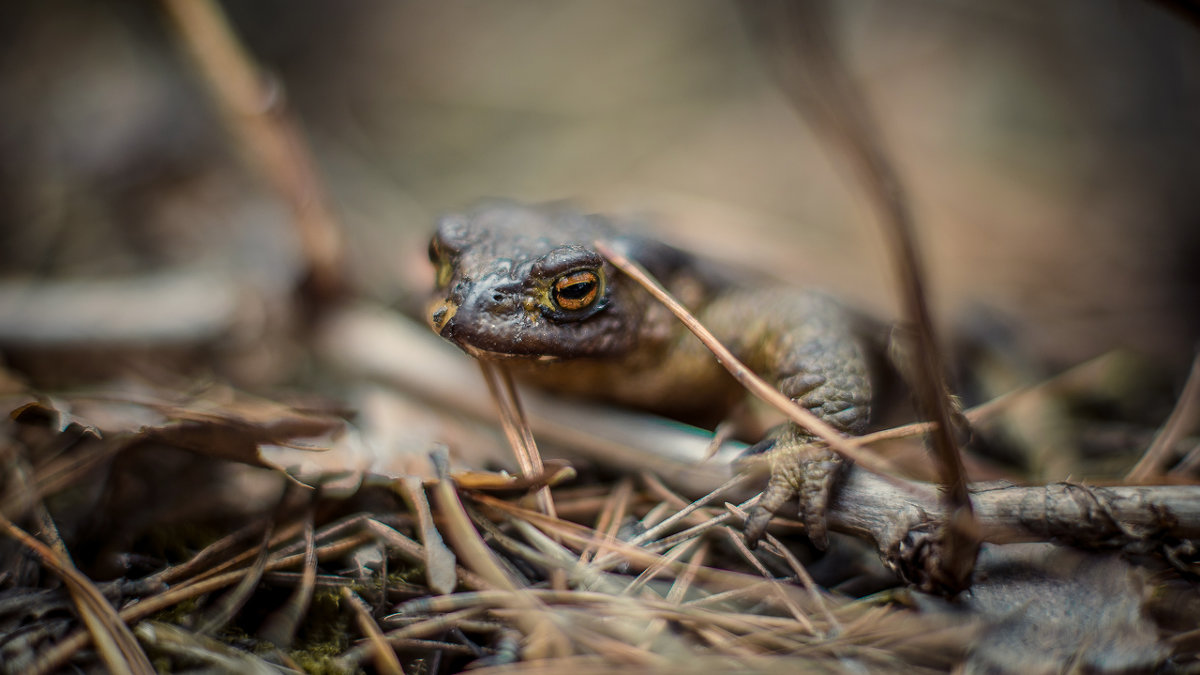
[558,281,594,300]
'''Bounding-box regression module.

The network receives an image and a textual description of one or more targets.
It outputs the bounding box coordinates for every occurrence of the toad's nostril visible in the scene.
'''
[427,299,458,334]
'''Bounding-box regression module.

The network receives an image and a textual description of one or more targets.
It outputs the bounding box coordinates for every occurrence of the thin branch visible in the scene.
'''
[831,469,1200,549]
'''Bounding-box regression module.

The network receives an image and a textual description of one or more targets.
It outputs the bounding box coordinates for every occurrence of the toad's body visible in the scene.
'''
[427,200,872,545]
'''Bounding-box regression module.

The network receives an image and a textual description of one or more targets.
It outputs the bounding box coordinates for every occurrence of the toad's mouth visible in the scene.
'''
[457,342,560,363]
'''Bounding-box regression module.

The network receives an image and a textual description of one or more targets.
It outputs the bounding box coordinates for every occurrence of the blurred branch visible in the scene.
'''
[160,0,347,303]
[741,0,977,595]
[1147,0,1200,30]
[0,271,238,345]
[1128,351,1200,481]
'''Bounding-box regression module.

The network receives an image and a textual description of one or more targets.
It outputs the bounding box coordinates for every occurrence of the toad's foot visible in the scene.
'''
[741,429,844,550]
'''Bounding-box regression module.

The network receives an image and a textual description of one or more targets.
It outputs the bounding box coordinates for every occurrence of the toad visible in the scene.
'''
[427,199,872,547]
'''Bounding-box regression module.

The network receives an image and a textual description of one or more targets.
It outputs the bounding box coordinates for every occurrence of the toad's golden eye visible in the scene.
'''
[551,270,600,311]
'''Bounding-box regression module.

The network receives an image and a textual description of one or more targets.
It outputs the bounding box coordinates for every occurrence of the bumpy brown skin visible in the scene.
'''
[427,199,872,548]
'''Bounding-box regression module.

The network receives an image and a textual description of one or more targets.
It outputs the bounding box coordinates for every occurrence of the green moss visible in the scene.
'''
[287,649,356,675]
[385,566,425,586]
[286,589,358,674]
[149,596,200,626]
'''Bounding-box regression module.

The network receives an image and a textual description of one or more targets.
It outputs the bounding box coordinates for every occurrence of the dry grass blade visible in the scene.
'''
[445,494,865,661]
[390,587,830,633]
[1173,441,1200,476]
[578,476,633,564]
[624,473,750,550]
[616,475,767,566]
[363,517,492,591]
[29,499,70,562]
[682,580,783,610]
[719,520,817,635]
[397,475,458,594]
[344,607,488,667]
[508,518,603,577]
[31,571,255,675]
[259,508,317,647]
[724,503,840,632]
[194,526,273,635]
[472,493,833,618]
[342,587,406,675]
[431,455,573,659]
[1129,351,1200,481]
[159,486,313,593]
[470,495,627,569]
[433,459,517,593]
[172,519,309,588]
[638,510,740,560]
[544,625,667,668]
[478,360,558,519]
[663,540,709,605]
[0,513,155,675]
[620,537,701,598]
[133,622,283,675]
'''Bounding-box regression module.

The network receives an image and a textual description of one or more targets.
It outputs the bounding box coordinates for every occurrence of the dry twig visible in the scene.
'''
[1128,351,1200,481]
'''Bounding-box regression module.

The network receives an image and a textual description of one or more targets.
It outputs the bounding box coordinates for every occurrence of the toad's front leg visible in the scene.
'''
[703,289,872,549]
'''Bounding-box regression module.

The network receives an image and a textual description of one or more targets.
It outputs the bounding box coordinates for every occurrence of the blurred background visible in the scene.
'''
[1,0,1198,379]
[4,6,1200,670]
